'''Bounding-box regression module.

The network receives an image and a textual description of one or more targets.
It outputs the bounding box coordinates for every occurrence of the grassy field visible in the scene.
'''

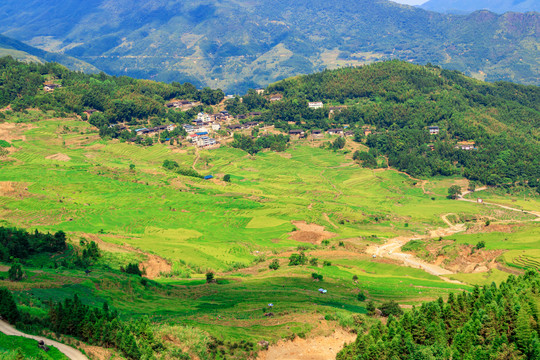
[0,333,68,360]
[1,114,538,352]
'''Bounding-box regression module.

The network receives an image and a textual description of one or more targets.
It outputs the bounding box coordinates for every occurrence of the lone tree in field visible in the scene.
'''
[447,185,462,199]
[206,272,215,283]
[223,174,231,182]
[269,259,280,270]
[8,262,24,282]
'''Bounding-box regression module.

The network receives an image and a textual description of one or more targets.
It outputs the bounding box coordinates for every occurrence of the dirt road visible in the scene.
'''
[365,214,468,278]
[458,190,540,221]
[366,186,539,279]
[0,320,88,360]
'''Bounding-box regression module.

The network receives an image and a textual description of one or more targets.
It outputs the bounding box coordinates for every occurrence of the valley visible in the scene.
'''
[0,58,538,359]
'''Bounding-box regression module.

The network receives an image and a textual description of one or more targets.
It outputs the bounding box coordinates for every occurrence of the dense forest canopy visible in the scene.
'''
[338,271,540,360]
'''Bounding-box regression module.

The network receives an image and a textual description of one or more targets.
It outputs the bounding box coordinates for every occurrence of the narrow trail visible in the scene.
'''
[0,320,88,360]
[365,217,466,280]
[458,189,540,221]
[192,147,200,171]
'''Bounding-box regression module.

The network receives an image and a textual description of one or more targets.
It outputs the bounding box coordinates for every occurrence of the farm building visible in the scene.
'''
[196,136,217,147]
[455,141,476,150]
[245,121,259,128]
[327,128,344,135]
[428,126,440,135]
[289,129,305,136]
[83,109,99,118]
[308,102,323,109]
[197,112,211,123]
[269,94,283,102]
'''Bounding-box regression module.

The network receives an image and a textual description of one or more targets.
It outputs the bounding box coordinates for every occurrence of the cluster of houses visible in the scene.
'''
[427,126,477,150]
[135,124,176,136]
[289,128,355,138]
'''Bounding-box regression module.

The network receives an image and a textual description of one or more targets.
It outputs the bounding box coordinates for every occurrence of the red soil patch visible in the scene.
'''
[289,221,337,244]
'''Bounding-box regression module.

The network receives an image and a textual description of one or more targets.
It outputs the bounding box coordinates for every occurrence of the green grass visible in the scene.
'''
[0,333,68,360]
[0,115,538,347]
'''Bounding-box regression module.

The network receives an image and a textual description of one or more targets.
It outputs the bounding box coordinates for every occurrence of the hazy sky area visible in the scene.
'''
[390,0,427,5]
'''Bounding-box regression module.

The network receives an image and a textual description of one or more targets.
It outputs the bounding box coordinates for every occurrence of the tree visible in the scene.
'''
[0,287,20,323]
[366,301,376,316]
[447,185,462,199]
[332,136,346,150]
[379,300,403,317]
[206,272,215,283]
[122,263,142,276]
[357,292,366,302]
[269,259,280,270]
[8,262,24,281]
[223,174,231,182]
[288,252,307,266]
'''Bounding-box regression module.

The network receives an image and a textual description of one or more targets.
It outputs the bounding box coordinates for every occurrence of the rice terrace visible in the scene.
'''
[0,57,539,359]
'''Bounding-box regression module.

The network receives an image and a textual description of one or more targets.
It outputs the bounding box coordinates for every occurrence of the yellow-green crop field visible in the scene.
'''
[1,114,538,343]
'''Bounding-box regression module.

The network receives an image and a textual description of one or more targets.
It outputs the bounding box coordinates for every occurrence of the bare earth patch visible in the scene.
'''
[258,328,355,360]
[83,234,172,279]
[46,153,71,161]
[0,181,31,198]
[289,221,337,244]
[0,122,34,142]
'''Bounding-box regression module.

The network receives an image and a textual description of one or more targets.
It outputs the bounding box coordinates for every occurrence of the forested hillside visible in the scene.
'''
[338,270,540,360]
[0,0,538,91]
[0,34,99,73]
[1,57,539,190]
[262,61,540,190]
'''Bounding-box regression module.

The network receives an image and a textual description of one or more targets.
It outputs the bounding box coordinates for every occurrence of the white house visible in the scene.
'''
[308,102,323,109]
[211,123,221,131]
[197,112,211,123]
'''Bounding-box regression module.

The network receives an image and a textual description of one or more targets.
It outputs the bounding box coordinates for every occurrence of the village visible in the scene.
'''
[45,82,478,152]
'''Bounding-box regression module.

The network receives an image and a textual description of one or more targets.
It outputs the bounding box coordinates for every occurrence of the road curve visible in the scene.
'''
[0,320,89,360]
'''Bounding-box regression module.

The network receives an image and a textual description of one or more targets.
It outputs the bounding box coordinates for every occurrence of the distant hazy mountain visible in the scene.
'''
[0,34,99,73]
[421,0,540,14]
[0,0,538,92]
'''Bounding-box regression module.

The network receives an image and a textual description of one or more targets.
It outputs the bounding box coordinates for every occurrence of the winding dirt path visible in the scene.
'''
[366,186,539,280]
[0,320,88,360]
[192,147,200,171]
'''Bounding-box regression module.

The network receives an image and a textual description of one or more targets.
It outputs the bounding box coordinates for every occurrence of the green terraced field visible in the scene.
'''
[1,115,539,346]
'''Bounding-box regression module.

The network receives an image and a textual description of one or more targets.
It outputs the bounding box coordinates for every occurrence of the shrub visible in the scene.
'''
[269,259,280,270]
[288,252,307,266]
[379,300,403,317]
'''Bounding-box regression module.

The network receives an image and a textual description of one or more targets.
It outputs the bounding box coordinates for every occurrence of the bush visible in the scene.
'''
[269,259,280,270]
[288,252,307,266]
[121,263,142,276]
[206,272,215,283]
[357,292,366,301]
[379,300,403,317]
[311,273,323,281]
[223,174,231,182]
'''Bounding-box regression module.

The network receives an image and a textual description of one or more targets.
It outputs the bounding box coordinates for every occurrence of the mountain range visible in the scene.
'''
[0,34,98,73]
[421,0,540,14]
[0,0,538,92]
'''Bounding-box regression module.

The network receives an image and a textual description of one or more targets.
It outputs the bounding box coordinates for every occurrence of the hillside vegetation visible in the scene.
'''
[339,271,540,360]
[0,0,538,91]
[264,61,540,189]
[0,57,539,359]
